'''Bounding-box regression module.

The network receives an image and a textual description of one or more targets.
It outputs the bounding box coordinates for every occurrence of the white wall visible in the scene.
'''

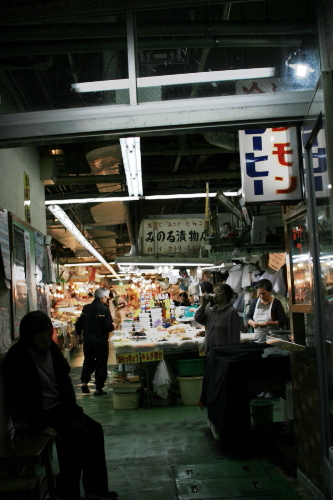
[0,147,46,234]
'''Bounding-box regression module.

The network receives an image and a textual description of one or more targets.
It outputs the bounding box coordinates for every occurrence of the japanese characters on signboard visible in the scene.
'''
[116,350,163,364]
[302,124,329,198]
[239,127,303,204]
[141,218,206,256]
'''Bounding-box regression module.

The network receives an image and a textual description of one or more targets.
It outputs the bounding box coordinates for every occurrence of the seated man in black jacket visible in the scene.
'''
[3,310,118,500]
[75,287,114,395]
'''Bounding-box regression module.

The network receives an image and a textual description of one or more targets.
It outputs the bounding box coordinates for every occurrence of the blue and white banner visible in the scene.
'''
[239,127,303,204]
[301,124,329,198]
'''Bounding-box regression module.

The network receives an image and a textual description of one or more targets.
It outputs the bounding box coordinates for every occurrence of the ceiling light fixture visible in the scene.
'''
[72,68,275,93]
[120,137,143,197]
[48,205,120,279]
[45,192,239,205]
[286,48,315,77]
[45,196,140,205]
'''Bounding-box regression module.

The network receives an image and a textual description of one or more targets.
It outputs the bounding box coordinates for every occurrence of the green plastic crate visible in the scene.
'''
[176,358,205,376]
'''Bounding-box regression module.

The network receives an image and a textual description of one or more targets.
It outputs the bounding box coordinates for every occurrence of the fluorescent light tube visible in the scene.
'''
[72,68,275,93]
[48,205,120,279]
[120,137,143,197]
[145,193,217,200]
[45,196,139,205]
[45,192,239,205]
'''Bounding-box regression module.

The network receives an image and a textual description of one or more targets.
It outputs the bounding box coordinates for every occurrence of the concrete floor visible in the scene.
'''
[51,347,315,500]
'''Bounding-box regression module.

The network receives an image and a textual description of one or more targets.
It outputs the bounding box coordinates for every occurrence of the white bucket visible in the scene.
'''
[112,392,140,409]
[177,376,203,405]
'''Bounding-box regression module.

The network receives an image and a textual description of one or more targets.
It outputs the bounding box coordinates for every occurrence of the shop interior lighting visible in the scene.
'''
[116,261,213,267]
[63,261,115,267]
[48,205,120,279]
[45,192,238,205]
[319,255,333,261]
[120,137,143,197]
[71,68,275,93]
[292,253,310,263]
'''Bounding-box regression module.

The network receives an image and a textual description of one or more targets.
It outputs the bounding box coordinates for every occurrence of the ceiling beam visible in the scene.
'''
[0,92,316,146]
[0,21,315,41]
[54,170,237,186]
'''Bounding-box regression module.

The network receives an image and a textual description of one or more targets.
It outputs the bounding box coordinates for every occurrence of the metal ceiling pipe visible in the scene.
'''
[0,35,305,58]
[0,1,272,26]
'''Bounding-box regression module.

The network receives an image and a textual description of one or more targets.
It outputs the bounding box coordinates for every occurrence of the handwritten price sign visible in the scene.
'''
[116,350,163,364]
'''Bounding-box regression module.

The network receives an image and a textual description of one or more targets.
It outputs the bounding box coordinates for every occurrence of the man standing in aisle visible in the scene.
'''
[75,287,113,395]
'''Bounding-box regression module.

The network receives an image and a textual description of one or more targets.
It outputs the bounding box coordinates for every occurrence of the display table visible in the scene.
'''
[110,327,255,356]
[201,343,291,452]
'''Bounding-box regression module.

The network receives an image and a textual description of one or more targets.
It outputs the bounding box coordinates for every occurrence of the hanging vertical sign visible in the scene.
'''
[239,127,303,204]
[301,124,329,198]
[24,172,31,224]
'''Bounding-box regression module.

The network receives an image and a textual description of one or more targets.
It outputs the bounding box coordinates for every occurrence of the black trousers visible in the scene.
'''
[81,339,109,389]
[45,404,108,499]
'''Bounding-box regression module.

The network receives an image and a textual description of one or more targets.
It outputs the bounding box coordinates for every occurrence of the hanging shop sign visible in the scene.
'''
[23,172,31,224]
[302,123,329,199]
[239,127,303,204]
[141,218,206,255]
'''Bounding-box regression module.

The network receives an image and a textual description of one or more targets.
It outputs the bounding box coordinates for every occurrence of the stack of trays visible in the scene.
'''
[138,312,152,329]
[150,308,163,326]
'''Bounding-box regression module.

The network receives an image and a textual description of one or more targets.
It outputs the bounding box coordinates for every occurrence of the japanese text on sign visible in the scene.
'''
[239,128,303,204]
[302,125,328,198]
[116,350,163,364]
[141,218,206,255]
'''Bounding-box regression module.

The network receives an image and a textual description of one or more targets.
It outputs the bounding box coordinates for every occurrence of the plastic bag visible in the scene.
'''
[152,360,172,399]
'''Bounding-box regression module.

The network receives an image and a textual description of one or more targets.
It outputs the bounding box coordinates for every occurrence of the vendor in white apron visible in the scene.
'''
[247,279,287,343]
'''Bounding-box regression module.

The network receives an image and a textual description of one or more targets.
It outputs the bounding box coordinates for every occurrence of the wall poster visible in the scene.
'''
[0,307,11,354]
[0,208,11,288]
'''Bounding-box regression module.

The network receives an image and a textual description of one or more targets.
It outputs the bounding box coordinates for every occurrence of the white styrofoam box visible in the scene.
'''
[121,324,133,330]
[139,313,150,317]
[151,308,162,313]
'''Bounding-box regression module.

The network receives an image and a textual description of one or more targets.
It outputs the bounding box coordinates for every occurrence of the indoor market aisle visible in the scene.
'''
[62,347,315,500]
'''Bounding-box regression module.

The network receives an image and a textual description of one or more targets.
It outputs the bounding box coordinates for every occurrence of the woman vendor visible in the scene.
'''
[247,278,287,343]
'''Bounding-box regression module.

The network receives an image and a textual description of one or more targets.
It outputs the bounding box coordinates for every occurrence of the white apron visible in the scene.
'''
[253,298,274,342]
